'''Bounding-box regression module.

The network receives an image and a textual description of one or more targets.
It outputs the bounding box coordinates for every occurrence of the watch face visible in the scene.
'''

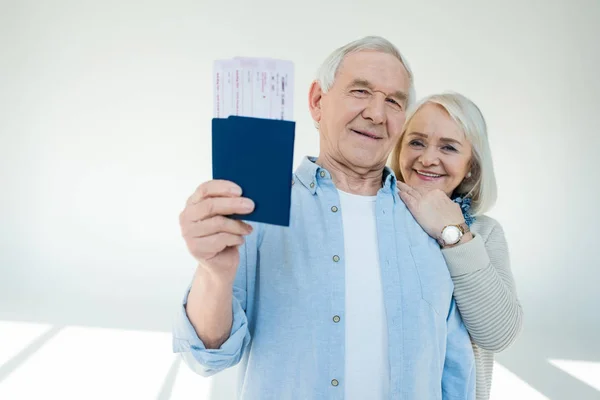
[442,226,461,244]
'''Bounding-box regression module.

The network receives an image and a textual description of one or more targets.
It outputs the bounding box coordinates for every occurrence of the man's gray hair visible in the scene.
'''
[315,36,416,108]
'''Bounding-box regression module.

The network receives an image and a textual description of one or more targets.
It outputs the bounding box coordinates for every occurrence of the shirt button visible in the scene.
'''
[331,379,339,387]
[332,255,340,262]
[333,315,341,323]
[320,171,326,178]
[291,179,295,186]
[331,206,338,213]
[310,182,315,188]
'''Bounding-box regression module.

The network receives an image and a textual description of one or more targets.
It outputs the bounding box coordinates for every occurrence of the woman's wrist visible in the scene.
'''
[441,231,473,249]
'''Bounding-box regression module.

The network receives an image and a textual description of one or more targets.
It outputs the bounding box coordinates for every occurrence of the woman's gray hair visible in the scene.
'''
[390,92,498,216]
[313,36,416,129]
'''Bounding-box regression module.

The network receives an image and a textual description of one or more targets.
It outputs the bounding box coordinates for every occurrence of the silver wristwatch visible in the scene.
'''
[437,223,470,247]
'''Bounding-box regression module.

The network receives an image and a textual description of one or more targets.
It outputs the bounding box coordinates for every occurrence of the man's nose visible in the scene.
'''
[362,94,386,125]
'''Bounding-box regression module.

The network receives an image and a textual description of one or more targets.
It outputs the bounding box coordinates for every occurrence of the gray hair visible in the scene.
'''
[313,36,416,129]
[390,92,498,215]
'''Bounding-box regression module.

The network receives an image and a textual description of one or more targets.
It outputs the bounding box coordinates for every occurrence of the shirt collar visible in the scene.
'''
[294,155,398,196]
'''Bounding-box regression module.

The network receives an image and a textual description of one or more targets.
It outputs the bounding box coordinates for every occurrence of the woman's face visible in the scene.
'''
[398,103,473,196]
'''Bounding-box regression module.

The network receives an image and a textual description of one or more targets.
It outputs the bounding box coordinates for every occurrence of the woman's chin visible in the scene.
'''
[410,179,441,192]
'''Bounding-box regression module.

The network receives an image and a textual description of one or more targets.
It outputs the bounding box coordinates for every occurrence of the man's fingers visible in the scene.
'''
[183,216,253,238]
[186,196,255,222]
[187,180,243,206]
[194,233,245,259]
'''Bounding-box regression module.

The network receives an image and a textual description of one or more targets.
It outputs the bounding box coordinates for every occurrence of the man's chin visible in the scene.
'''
[349,157,386,171]
[342,149,387,170]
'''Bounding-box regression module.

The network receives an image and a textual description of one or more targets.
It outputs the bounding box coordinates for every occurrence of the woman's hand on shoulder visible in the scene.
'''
[397,181,466,241]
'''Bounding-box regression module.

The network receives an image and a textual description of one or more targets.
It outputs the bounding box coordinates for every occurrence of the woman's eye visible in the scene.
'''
[443,145,458,152]
[409,140,424,147]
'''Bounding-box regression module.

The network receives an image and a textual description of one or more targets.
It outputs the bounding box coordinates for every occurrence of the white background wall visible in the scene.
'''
[1,0,599,399]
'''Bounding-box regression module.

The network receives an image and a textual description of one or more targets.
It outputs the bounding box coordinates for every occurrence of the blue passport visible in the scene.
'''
[212,116,296,227]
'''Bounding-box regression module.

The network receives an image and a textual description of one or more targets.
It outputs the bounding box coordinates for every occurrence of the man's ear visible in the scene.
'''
[308,80,324,126]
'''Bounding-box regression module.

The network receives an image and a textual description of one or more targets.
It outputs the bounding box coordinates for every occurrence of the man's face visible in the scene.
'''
[311,50,410,171]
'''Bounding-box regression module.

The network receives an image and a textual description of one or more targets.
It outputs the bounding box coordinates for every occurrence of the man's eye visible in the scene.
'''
[386,98,402,110]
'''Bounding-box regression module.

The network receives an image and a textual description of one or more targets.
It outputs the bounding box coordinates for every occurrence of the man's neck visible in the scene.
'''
[315,154,384,196]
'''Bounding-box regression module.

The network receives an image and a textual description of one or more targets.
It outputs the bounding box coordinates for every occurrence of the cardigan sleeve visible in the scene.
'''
[441,218,523,352]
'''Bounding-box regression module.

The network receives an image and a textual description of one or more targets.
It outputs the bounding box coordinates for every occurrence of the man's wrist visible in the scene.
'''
[196,262,236,289]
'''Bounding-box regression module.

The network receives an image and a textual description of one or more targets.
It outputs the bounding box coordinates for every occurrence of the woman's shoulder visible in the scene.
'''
[470,214,505,240]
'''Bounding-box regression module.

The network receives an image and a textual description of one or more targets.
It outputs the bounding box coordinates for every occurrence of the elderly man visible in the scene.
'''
[173,36,475,399]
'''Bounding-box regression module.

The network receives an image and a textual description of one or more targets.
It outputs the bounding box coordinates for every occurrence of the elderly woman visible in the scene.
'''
[389,92,523,400]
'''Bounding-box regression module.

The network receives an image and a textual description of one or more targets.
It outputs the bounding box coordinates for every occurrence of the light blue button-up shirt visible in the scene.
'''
[173,156,476,399]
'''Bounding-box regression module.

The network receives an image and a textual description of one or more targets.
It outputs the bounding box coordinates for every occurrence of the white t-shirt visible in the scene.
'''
[337,189,390,400]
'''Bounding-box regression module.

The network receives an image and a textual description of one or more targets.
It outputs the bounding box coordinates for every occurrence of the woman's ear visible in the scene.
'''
[466,159,476,179]
[308,80,323,126]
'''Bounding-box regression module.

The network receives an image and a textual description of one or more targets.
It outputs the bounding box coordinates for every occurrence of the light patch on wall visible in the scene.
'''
[169,356,213,400]
[490,362,550,400]
[0,321,53,367]
[0,325,175,399]
[549,359,600,393]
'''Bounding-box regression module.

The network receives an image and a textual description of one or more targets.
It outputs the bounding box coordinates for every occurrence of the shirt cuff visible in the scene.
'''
[441,234,490,277]
[172,286,250,374]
